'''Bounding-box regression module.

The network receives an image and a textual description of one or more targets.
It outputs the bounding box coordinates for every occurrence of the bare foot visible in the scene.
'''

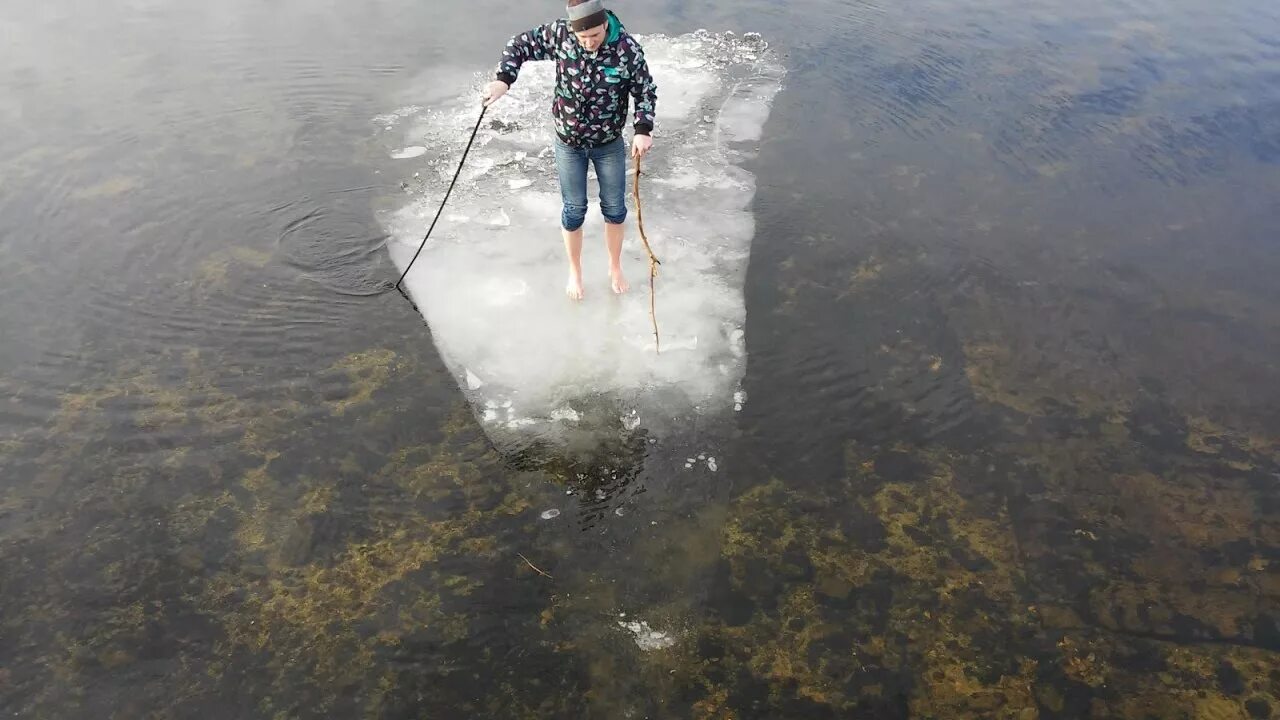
[609,266,630,295]
[566,269,584,301]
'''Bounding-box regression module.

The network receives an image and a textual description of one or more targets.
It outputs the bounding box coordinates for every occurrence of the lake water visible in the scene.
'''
[2,0,1279,717]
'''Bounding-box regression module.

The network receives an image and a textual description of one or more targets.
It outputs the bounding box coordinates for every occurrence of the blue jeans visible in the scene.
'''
[554,137,627,231]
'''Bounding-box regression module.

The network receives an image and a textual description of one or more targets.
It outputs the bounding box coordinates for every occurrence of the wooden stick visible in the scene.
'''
[518,553,553,579]
[632,157,662,354]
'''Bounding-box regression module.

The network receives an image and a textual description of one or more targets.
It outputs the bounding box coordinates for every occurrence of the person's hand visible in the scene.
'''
[631,134,653,159]
[483,80,509,107]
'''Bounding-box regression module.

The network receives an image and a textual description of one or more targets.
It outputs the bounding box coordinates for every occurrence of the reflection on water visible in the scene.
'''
[2,0,1280,717]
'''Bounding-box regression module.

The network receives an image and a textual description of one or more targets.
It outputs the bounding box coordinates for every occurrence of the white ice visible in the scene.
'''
[391,146,428,159]
[617,620,677,651]
[380,30,784,448]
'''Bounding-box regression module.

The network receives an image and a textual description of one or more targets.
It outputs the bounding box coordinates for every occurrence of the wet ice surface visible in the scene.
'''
[380,30,783,450]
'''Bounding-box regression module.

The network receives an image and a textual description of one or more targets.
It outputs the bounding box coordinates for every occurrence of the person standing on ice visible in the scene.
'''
[482,0,658,301]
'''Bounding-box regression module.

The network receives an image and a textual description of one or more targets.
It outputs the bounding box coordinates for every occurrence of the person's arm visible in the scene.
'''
[485,23,560,106]
[627,41,658,156]
[497,23,559,86]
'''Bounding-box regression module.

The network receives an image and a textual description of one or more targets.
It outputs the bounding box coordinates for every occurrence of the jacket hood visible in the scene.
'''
[606,11,622,45]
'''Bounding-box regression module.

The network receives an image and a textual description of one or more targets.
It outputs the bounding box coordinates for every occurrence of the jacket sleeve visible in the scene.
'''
[496,23,559,85]
[627,44,658,135]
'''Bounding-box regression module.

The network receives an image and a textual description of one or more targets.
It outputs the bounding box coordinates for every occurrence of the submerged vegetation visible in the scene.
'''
[2,239,1278,719]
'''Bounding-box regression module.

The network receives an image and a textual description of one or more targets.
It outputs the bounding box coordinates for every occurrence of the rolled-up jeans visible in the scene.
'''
[553,136,628,231]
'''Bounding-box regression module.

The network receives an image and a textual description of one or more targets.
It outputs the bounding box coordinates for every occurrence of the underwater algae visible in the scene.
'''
[498,429,1046,718]
[69,174,143,201]
[945,257,1280,718]
[0,342,495,717]
[701,372,1280,717]
[4,211,1280,720]
[328,349,401,417]
[719,190,1280,717]
[192,246,275,292]
[178,346,620,718]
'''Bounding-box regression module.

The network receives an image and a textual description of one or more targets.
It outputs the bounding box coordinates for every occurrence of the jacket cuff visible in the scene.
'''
[496,71,517,86]
[633,121,653,136]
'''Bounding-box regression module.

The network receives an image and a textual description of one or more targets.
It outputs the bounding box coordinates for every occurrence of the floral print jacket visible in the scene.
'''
[495,12,657,148]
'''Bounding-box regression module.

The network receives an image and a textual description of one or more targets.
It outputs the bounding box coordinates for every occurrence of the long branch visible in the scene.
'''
[632,158,661,354]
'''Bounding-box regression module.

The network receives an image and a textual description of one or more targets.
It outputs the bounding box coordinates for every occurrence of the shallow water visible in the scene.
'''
[2,0,1279,717]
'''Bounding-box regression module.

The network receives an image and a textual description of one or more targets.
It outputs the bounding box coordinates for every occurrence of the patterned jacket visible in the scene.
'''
[495,11,657,148]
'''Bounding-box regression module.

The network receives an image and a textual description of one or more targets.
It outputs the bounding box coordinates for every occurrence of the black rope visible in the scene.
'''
[394,104,488,293]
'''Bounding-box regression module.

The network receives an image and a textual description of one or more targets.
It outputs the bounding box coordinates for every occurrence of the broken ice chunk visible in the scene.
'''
[617,621,677,651]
